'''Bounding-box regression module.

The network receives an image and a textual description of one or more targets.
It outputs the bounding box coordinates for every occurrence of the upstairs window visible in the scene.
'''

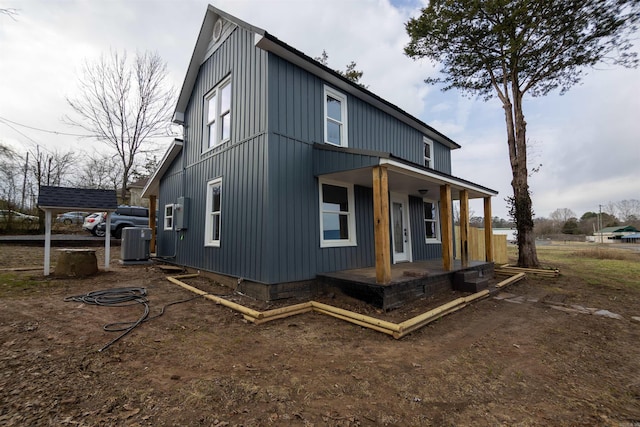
[423,137,433,168]
[205,178,222,247]
[319,179,357,247]
[164,204,174,230]
[204,77,232,151]
[423,200,440,242]
[324,86,348,147]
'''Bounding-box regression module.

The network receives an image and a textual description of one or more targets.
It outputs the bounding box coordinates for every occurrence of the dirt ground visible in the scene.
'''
[1,245,639,426]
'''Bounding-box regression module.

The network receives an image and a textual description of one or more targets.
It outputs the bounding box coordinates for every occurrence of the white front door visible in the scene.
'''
[390,193,411,263]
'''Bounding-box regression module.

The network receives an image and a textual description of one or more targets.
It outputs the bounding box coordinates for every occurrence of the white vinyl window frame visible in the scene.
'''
[203,76,232,152]
[164,204,174,230]
[204,177,223,247]
[423,137,433,168]
[423,198,440,243]
[323,85,348,147]
[318,178,357,248]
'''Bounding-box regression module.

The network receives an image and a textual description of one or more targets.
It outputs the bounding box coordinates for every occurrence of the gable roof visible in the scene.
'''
[174,4,462,150]
[37,186,117,212]
[128,177,149,189]
[598,225,638,233]
[141,139,184,198]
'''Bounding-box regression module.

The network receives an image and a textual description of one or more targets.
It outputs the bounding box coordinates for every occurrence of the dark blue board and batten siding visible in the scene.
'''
[267,55,451,174]
[183,25,268,167]
[409,196,443,261]
[159,24,448,287]
[262,135,376,284]
[158,24,272,283]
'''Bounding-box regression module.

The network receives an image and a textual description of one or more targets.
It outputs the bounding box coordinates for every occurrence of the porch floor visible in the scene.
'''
[318,259,494,310]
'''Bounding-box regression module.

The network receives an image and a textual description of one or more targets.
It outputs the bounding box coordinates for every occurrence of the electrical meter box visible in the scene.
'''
[175,197,189,231]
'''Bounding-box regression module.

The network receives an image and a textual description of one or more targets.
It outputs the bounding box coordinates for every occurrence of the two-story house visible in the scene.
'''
[143,5,498,303]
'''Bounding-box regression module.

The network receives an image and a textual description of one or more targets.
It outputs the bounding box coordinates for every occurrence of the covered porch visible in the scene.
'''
[318,259,494,310]
[314,145,499,286]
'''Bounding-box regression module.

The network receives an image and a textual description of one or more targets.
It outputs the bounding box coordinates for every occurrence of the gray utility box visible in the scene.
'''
[121,227,152,261]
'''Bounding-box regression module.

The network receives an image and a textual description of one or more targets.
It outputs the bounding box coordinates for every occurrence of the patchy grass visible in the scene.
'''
[508,243,640,290]
[0,272,43,297]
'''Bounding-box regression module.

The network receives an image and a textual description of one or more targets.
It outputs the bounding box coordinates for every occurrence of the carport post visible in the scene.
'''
[44,209,52,276]
[104,213,111,270]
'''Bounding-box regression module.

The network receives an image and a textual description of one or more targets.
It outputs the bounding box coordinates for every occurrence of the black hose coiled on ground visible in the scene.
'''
[65,287,201,352]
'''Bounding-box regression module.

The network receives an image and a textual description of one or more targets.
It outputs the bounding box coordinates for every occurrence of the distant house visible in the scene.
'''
[493,228,517,244]
[591,225,639,243]
[621,233,640,244]
[127,178,149,208]
[142,5,498,301]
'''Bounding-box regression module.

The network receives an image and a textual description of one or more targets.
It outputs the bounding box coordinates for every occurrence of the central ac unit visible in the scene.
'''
[121,227,152,261]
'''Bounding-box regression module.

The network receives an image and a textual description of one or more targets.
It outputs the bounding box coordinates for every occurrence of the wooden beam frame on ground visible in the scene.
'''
[440,184,453,270]
[484,196,494,263]
[167,271,526,339]
[459,189,470,268]
[373,166,391,284]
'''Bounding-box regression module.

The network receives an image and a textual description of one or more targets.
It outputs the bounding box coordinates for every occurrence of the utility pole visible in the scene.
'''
[21,152,28,211]
[598,204,603,243]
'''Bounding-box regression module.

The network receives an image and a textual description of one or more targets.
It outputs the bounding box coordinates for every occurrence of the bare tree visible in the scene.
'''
[29,145,78,188]
[0,8,18,20]
[549,208,576,224]
[73,152,123,192]
[66,50,175,202]
[0,143,19,209]
[615,199,640,223]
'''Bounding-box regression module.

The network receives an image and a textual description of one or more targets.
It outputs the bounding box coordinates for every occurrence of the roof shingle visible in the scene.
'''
[37,186,118,211]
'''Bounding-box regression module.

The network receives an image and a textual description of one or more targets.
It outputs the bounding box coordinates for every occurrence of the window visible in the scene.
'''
[324,86,348,147]
[205,178,222,246]
[319,179,357,247]
[423,200,440,242]
[423,137,433,168]
[204,77,232,151]
[164,204,174,230]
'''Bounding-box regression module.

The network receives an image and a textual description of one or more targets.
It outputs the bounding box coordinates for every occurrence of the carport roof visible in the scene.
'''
[37,186,118,212]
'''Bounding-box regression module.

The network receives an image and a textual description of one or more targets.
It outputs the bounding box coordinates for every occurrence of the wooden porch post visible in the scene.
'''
[440,184,454,271]
[373,166,391,284]
[459,189,470,267]
[484,196,494,263]
[149,195,157,253]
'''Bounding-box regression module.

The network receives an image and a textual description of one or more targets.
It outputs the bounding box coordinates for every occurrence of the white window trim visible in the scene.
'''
[204,177,222,247]
[164,204,174,231]
[323,85,348,147]
[423,198,441,243]
[319,178,357,248]
[423,137,433,168]
[203,76,232,152]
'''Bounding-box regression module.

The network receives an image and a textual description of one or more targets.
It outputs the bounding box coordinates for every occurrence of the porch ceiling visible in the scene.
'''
[319,159,497,200]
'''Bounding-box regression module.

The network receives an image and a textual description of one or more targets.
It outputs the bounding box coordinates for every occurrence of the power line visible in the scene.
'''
[0,116,182,139]
[0,115,94,138]
[0,119,42,146]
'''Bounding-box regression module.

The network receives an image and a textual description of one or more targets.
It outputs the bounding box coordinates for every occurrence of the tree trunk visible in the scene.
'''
[504,92,540,268]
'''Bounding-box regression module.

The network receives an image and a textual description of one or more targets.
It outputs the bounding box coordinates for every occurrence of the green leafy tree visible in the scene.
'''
[404,0,639,267]
[314,50,366,87]
[561,218,579,235]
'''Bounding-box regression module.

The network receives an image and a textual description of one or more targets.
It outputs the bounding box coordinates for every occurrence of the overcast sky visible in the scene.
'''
[1,0,638,219]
